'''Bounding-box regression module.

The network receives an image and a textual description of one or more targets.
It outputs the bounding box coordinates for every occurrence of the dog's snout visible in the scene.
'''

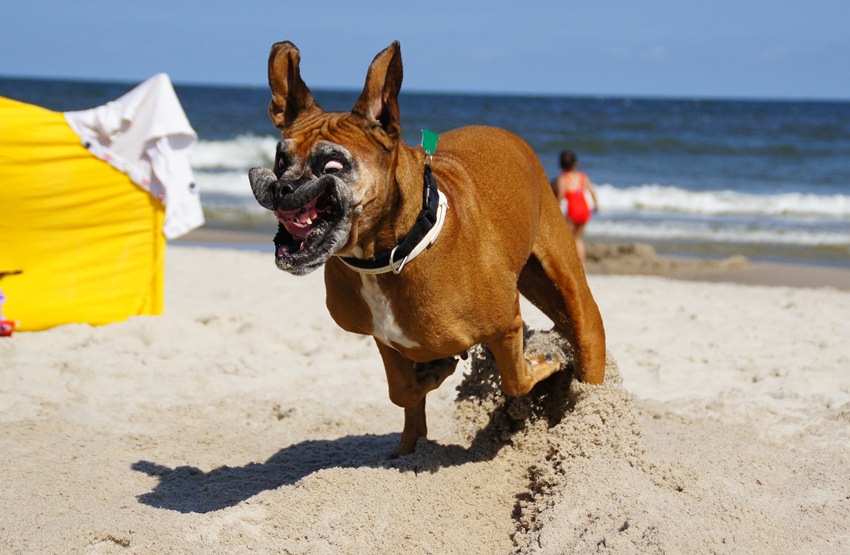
[277,181,295,196]
[270,179,300,210]
[249,165,313,210]
[250,164,339,213]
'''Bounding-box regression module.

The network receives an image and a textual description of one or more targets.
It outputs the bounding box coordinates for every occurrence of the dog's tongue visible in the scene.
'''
[276,198,320,241]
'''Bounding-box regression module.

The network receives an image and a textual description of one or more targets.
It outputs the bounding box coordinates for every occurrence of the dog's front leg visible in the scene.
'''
[374,340,458,454]
[375,341,428,454]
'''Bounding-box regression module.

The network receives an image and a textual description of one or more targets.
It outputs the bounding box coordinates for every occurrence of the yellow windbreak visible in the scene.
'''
[0,97,164,331]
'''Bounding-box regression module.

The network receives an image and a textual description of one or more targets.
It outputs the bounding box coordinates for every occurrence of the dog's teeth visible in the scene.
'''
[306,217,313,225]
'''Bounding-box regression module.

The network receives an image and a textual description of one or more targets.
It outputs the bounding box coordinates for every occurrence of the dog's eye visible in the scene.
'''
[323,160,344,174]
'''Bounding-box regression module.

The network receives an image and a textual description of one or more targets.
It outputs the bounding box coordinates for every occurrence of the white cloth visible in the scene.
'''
[64,74,204,239]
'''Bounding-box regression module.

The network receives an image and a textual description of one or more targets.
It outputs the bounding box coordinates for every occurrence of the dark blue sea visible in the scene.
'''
[3,76,849,267]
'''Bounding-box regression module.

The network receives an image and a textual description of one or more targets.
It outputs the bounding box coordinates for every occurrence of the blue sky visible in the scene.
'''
[2,1,848,100]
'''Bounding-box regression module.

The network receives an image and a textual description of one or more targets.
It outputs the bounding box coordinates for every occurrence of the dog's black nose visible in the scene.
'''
[277,181,295,196]
[271,180,299,210]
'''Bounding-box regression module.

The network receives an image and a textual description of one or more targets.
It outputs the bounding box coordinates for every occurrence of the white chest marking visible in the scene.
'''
[359,274,420,349]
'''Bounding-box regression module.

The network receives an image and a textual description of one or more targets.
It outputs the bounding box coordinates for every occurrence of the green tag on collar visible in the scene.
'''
[421,129,439,155]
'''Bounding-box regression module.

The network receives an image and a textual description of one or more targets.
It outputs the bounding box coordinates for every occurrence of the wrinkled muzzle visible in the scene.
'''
[247,167,354,275]
[247,167,282,211]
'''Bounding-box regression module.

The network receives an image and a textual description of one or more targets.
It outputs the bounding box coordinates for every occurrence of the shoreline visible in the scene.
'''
[173,227,850,291]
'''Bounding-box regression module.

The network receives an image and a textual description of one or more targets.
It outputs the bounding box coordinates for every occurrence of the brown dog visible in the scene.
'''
[248,41,606,454]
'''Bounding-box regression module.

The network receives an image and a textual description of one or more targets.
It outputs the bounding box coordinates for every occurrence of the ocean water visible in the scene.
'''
[3,77,849,267]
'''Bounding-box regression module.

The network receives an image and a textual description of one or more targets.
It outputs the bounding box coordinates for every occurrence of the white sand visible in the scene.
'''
[1,246,848,554]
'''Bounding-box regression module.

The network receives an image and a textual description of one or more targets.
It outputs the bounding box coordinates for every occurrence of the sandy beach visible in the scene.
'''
[2,243,849,554]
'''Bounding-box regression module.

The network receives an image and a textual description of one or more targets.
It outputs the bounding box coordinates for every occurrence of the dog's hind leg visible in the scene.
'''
[486,292,568,396]
[517,209,606,385]
[374,341,458,454]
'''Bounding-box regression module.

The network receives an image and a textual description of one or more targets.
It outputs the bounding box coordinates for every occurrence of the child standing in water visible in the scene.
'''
[556,150,599,265]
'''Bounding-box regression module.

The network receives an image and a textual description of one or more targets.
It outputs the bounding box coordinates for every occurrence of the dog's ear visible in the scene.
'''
[267,41,320,129]
[352,41,403,140]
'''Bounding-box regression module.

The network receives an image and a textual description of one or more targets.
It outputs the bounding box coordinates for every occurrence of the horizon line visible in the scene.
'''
[1,73,848,105]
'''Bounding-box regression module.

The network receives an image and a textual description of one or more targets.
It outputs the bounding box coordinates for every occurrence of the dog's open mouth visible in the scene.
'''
[249,167,354,275]
[273,190,336,258]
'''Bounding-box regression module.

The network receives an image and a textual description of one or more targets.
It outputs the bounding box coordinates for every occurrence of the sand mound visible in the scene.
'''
[586,242,749,276]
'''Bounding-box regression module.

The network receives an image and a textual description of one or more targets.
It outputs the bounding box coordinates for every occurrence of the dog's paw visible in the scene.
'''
[524,328,574,372]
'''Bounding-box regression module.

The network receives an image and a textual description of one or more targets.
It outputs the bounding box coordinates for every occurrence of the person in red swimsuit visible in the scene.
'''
[556,150,599,265]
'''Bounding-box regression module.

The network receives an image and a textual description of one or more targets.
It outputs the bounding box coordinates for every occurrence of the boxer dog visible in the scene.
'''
[248,41,606,454]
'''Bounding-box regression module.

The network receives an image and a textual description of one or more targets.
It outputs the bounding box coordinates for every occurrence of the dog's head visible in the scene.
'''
[248,41,404,275]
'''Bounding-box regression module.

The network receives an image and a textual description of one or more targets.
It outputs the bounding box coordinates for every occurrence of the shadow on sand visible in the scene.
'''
[133,333,575,514]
